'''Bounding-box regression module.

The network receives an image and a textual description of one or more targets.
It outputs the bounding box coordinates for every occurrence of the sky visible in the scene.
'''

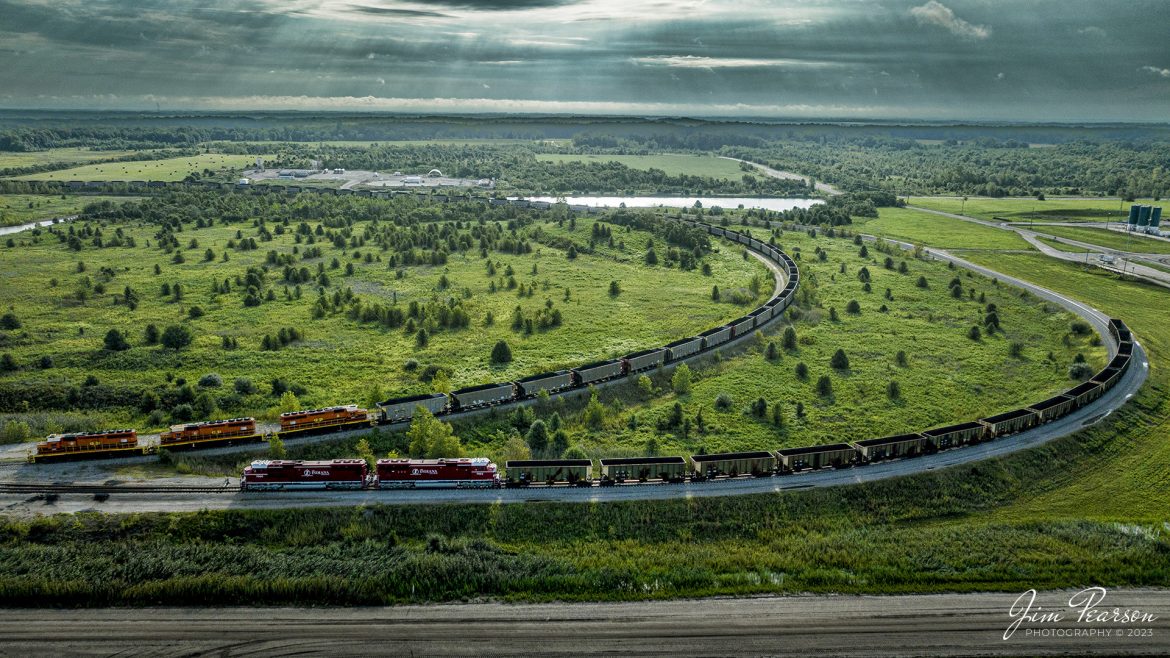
[0,0,1167,122]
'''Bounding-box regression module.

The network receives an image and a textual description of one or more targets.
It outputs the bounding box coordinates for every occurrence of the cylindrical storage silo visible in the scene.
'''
[1138,205,1152,227]
[1128,205,1141,226]
[1151,207,1163,228]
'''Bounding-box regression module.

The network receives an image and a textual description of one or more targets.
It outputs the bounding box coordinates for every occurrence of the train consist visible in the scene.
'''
[236,319,1134,492]
[23,190,1138,493]
[28,216,797,463]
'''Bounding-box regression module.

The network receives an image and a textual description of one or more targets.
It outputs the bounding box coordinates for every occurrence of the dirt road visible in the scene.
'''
[3,590,1167,656]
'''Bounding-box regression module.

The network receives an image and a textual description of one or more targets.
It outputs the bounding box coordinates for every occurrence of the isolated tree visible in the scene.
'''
[766,342,779,360]
[795,362,809,380]
[103,328,130,351]
[968,325,982,341]
[816,375,834,397]
[0,312,20,330]
[0,353,16,372]
[887,380,902,400]
[916,276,928,288]
[782,326,798,350]
[267,434,287,459]
[609,280,621,297]
[845,300,861,314]
[491,340,513,364]
[895,350,908,367]
[525,420,549,454]
[830,349,850,371]
[583,389,606,430]
[711,285,721,301]
[160,324,193,350]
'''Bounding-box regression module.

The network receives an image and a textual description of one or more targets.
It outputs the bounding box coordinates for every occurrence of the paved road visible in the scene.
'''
[719,156,842,195]
[3,590,1167,656]
[907,205,1170,288]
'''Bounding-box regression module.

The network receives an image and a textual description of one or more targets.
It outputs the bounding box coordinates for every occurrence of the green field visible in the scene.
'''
[0,148,157,170]
[851,207,1034,251]
[1032,225,1170,255]
[14,154,262,182]
[1034,236,1091,254]
[0,195,771,435]
[0,195,135,227]
[909,196,1156,224]
[535,154,748,180]
[0,206,1162,607]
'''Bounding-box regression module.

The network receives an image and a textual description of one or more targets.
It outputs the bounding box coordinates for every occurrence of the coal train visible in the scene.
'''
[236,319,1133,492]
[28,216,796,463]
[24,198,1137,493]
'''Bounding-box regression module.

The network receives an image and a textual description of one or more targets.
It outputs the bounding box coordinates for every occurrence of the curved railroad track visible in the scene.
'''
[0,193,1150,512]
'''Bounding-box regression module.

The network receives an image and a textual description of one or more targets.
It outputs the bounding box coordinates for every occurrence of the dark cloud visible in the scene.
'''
[350,5,453,18]
[0,0,1166,121]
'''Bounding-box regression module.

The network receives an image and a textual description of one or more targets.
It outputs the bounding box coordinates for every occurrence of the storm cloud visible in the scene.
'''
[0,0,1166,121]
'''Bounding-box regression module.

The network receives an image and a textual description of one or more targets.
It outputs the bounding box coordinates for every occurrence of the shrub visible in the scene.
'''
[198,373,223,388]
[171,403,194,422]
[609,281,621,297]
[766,342,778,360]
[234,378,256,395]
[751,397,768,418]
[782,326,797,350]
[671,363,692,395]
[816,375,833,397]
[830,349,850,371]
[795,362,809,379]
[1068,363,1094,380]
[525,420,549,453]
[896,350,908,367]
[0,312,20,330]
[637,375,654,397]
[714,392,734,411]
[845,300,861,314]
[887,380,901,399]
[1,420,31,444]
[1009,342,1025,358]
[967,325,982,341]
[144,324,160,345]
[102,329,130,352]
[490,340,513,364]
[188,306,205,319]
[916,276,928,288]
[1070,321,1092,336]
[160,325,193,350]
[403,359,419,372]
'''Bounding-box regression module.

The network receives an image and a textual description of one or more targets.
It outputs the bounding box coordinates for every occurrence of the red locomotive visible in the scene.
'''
[375,457,500,489]
[240,459,369,491]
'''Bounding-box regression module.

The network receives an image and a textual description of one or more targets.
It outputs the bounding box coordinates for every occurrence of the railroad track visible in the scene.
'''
[0,482,235,495]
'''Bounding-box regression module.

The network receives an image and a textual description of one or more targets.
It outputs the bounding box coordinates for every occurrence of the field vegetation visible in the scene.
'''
[1030,225,1170,255]
[850,207,1034,251]
[908,196,1158,224]
[0,192,769,438]
[0,195,135,228]
[14,154,265,182]
[534,154,747,180]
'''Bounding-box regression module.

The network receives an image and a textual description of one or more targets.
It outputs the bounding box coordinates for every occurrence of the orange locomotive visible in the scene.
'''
[31,429,140,462]
[159,417,262,451]
[278,404,372,438]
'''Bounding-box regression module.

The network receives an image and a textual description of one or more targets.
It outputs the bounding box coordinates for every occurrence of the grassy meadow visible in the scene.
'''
[14,154,261,182]
[0,196,770,435]
[908,196,1156,224]
[0,148,158,170]
[851,206,1034,250]
[0,195,135,227]
[1032,225,1170,254]
[0,201,1166,606]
